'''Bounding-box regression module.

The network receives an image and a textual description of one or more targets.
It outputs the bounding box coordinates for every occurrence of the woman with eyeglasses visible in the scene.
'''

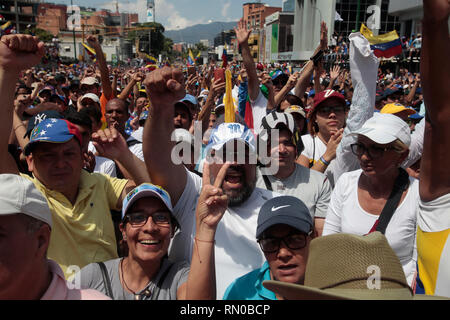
[78,178,228,300]
[322,113,418,287]
[223,196,314,300]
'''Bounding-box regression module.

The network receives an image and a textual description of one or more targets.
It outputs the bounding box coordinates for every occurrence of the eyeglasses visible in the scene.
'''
[123,212,171,227]
[350,143,395,159]
[317,105,346,116]
[257,232,311,253]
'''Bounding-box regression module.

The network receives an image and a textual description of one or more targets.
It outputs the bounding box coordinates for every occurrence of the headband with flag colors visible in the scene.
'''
[360,23,402,58]
[224,69,235,123]
[82,42,96,62]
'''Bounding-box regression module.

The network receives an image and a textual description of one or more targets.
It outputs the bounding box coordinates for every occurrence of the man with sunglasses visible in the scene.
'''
[223,196,314,300]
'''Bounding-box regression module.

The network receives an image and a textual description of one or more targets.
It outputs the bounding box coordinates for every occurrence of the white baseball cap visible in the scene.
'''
[80,77,99,86]
[207,122,256,153]
[80,93,100,104]
[0,174,52,228]
[349,113,411,147]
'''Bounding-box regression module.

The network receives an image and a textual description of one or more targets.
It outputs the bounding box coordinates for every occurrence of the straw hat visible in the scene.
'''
[263,232,448,300]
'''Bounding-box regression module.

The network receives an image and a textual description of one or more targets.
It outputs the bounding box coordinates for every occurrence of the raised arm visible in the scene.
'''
[91,126,150,208]
[0,34,45,174]
[142,67,187,205]
[419,0,450,201]
[119,71,143,101]
[234,19,259,102]
[332,31,379,183]
[87,35,112,99]
[273,72,298,107]
[294,23,327,99]
[178,162,229,300]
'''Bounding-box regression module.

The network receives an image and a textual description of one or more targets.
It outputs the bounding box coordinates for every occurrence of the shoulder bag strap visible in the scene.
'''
[97,262,115,300]
[151,262,174,300]
[374,168,410,234]
[262,174,273,191]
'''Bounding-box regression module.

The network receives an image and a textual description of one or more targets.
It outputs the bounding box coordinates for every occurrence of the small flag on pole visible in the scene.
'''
[82,42,97,62]
[188,49,195,66]
[222,46,228,69]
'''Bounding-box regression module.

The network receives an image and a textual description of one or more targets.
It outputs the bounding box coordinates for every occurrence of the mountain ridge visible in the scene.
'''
[164,21,238,45]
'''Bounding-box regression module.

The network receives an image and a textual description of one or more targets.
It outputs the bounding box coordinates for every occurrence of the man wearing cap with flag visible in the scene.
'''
[0,34,150,278]
[142,65,280,298]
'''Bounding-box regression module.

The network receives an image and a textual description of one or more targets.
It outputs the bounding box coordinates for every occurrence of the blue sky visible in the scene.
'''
[55,0,284,30]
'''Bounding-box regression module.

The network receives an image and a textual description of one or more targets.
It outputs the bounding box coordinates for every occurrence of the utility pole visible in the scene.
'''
[70,0,77,60]
[14,0,20,33]
[355,0,361,32]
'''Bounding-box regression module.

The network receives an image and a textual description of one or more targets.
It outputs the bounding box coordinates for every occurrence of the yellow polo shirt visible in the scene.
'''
[22,171,128,278]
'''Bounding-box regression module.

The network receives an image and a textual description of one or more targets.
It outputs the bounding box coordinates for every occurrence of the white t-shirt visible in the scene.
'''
[255,164,332,219]
[127,136,144,161]
[250,90,269,134]
[301,134,339,188]
[322,169,418,286]
[88,142,117,177]
[169,169,278,299]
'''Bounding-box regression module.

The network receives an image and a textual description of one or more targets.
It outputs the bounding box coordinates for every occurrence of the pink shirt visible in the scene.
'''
[41,260,110,300]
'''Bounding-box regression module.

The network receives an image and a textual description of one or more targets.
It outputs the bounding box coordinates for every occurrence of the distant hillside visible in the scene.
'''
[164,21,238,44]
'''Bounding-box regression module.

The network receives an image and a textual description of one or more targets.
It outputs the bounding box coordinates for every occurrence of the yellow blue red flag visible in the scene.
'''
[82,42,96,62]
[1,21,13,35]
[360,23,402,58]
[144,53,158,64]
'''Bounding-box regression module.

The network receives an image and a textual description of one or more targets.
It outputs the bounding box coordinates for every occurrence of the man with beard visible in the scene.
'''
[142,66,278,298]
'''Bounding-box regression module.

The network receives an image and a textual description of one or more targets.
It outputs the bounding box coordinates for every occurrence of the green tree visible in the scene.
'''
[127,22,166,56]
[24,28,54,43]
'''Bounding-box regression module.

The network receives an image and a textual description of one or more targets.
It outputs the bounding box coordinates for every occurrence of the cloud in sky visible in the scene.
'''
[221,1,231,18]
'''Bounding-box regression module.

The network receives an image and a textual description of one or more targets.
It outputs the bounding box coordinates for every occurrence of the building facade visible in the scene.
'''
[264,11,295,63]
[0,0,38,33]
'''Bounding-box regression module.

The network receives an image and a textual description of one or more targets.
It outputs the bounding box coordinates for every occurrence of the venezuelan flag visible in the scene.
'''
[1,21,13,35]
[82,42,96,62]
[144,53,158,64]
[187,49,195,66]
[222,47,228,69]
[360,24,402,58]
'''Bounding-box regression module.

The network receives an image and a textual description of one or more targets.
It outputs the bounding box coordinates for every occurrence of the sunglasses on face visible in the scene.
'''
[350,143,396,159]
[317,105,346,116]
[257,231,311,253]
[123,211,171,228]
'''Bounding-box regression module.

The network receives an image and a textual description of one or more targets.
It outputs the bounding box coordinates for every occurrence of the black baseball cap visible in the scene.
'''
[256,196,313,239]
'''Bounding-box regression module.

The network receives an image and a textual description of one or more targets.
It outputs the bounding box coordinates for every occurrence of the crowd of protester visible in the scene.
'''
[0,0,448,301]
